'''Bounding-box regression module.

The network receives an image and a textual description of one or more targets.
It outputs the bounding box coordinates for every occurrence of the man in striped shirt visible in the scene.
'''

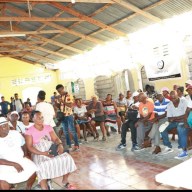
[147,92,170,154]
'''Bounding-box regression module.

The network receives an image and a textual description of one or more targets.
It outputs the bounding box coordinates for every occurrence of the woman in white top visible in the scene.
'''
[35,90,56,127]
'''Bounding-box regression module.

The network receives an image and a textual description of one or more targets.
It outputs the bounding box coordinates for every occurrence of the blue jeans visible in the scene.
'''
[161,122,188,149]
[61,115,79,147]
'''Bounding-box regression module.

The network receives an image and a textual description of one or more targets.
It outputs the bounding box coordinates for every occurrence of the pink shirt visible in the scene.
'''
[25,125,53,144]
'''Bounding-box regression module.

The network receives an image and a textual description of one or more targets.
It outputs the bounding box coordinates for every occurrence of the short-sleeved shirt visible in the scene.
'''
[0,101,10,115]
[115,98,127,112]
[36,102,56,127]
[139,101,155,121]
[14,99,23,113]
[0,130,25,161]
[87,101,104,117]
[167,98,188,117]
[154,98,170,116]
[25,125,53,145]
[59,93,74,116]
[74,105,87,117]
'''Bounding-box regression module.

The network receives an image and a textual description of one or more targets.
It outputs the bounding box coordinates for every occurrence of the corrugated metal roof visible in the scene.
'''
[1,0,192,66]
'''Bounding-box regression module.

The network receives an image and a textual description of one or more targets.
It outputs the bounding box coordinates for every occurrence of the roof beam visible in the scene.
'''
[69,0,168,47]
[6,4,104,45]
[0,40,44,46]
[44,3,111,53]
[0,0,114,3]
[0,29,67,35]
[112,0,162,23]
[29,45,69,59]
[30,34,83,54]
[0,48,34,52]
[21,51,56,63]
[0,16,84,22]
[51,2,126,37]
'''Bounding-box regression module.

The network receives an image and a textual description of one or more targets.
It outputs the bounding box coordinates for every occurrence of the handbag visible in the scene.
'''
[126,109,138,121]
[49,143,59,156]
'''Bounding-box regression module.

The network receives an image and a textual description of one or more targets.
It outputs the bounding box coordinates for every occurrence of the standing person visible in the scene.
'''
[13,93,24,113]
[87,95,107,141]
[116,91,140,151]
[10,97,14,112]
[0,117,37,190]
[56,84,79,151]
[0,96,10,117]
[25,111,77,190]
[103,94,119,136]
[36,90,56,128]
[51,92,58,105]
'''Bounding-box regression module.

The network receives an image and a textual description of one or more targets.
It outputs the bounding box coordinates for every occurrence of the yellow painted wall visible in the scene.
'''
[0,57,58,103]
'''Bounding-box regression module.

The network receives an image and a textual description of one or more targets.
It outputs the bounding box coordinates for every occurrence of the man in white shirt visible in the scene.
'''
[0,117,37,190]
[13,93,24,113]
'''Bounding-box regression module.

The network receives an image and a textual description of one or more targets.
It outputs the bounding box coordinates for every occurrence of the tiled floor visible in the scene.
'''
[65,146,179,190]
[17,130,189,190]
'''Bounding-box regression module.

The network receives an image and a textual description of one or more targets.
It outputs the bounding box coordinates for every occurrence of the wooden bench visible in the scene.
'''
[168,128,192,150]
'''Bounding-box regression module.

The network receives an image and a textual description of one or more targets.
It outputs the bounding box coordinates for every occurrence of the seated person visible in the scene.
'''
[25,111,77,190]
[103,94,119,136]
[0,117,37,190]
[20,112,34,131]
[161,90,188,159]
[147,92,170,155]
[87,95,106,141]
[116,91,140,151]
[115,93,127,133]
[74,98,96,142]
[134,93,155,151]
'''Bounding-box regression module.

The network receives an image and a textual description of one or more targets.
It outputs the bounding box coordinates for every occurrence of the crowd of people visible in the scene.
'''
[1,80,192,189]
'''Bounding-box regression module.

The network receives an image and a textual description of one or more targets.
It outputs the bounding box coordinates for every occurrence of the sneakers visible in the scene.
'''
[78,140,82,145]
[131,145,139,152]
[152,146,161,155]
[134,145,145,152]
[116,143,126,151]
[174,151,188,159]
[162,146,174,154]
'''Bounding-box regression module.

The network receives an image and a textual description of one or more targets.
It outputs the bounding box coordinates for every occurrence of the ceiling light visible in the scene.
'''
[71,0,75,4]
[0,34,26,38]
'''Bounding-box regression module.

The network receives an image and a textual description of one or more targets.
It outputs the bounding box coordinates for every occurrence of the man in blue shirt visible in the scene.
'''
[146,92,170,154]
[0,96,10,116]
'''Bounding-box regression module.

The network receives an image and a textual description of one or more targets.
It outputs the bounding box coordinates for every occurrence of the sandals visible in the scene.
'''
[63,183,76,190]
